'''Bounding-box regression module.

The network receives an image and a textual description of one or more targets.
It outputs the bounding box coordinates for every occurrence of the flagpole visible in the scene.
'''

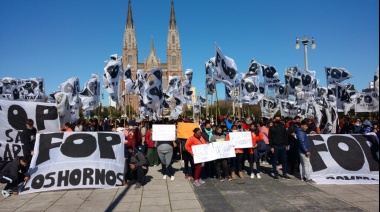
[215,88,219,125]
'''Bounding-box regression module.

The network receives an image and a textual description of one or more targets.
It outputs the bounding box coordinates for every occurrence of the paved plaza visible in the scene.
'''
[0,162,378,212]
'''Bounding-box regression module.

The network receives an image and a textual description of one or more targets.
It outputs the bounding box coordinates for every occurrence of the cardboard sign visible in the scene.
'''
[176,122,199,139]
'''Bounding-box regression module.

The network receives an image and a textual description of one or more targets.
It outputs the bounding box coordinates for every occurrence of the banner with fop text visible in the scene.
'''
[0,100,59,161]
[21,132,125,194]
[309,134,379,184]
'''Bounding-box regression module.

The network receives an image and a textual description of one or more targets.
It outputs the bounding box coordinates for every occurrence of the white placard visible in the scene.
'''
[229,132,253,148]
[152,124,176,141]
[212,141,236,159]
[192,144,217,164]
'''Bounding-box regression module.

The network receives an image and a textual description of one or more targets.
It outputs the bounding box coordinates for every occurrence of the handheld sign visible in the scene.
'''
[152,125,176,141]
[212,141,236,159]
[177,122,199,139]
[192,144,217,164]
[229,132,253,148]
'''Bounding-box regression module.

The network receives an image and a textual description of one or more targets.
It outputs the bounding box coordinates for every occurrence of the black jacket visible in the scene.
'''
[129,151,148,168]
[269,123,288,147]
[20,127,37,159]
[0,157,29,178]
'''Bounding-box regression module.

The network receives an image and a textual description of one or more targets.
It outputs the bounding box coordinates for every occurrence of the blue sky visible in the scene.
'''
[0,0,378,105]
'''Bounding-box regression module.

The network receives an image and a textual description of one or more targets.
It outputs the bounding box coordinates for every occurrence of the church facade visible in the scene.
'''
[120,0,184,114]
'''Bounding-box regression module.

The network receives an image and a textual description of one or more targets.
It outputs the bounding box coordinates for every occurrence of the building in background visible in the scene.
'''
[120,0,184,113]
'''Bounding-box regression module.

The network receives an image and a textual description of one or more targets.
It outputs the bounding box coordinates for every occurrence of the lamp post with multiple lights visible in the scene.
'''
[295,35,316,70]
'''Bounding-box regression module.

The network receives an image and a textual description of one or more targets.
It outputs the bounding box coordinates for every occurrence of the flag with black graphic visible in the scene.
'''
[59,77,81,108]
[205,60,216,95]
[79,74,100,111]
[275,84,287,99]
[182,69,193,105]
[123,64,134,94]
[103,54,123,102]
[226,86,233,102]
[261,97,279,119]
[334,83,357,114]
[166,76,181,99]
[355,92,379,113]
[261,64,281,90]
[197,95,207,107]
[325,67,353,84]
[133,69,147,96]
[241,75,263,105]
[245,59,261,77]
[285,74,302,96]
[144,68,164,109]
[170,92,184,120]
[213,44,238,88]
[0,77,45,101]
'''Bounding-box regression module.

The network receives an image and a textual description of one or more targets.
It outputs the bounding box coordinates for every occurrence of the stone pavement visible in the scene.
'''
[0,161,378,212]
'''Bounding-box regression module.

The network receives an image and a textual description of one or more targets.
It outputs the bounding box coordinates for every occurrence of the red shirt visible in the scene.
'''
[145,130,155,148]
[185,135,207,155]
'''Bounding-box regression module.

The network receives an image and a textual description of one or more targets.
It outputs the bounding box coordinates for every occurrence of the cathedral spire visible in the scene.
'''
[150,36,155,51]
[169,0,177,30]
[126,0,134,29]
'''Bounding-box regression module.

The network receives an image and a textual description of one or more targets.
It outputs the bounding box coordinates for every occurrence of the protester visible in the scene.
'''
[287,116,301,175]
[201,122,214,179]
[226,125,244,179]
[211,126,232,182]
[185,128,208,186]
[20,119,37,164]
[295,120,315,183]
[145,122,159,167]
[269,115,291,180]
[156,124,175,181]
[248,123,262,179]
[354,119,363,133]
[259,121,270,164]
[125,146,149,190]
[63,122,74,132]
[0,157,30,197]
[123,123,142,148]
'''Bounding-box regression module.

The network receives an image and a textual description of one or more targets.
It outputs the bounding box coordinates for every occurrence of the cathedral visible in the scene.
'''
[120,0,184,114]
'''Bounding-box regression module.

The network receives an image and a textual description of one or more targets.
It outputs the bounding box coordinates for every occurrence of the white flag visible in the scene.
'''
[325,67,353,84]
[214,44,238,88]
[79,74,100,111]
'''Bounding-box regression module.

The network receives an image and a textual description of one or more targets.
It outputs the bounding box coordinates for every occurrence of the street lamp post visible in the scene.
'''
[295,35,316,70]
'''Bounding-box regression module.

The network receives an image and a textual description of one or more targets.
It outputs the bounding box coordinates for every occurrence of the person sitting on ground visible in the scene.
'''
[0,157,30,197]
[125,146,149,190]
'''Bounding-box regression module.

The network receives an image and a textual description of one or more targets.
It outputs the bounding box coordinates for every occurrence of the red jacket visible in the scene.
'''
[185,135,208,155]
[249,132,263,154]
[145,130,155,148]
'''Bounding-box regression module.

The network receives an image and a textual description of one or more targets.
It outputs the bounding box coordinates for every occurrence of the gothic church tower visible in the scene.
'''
[120,0,183,114]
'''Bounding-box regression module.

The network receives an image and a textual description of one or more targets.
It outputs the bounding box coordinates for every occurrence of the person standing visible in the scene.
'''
[226,125,244,179]
[145,122,159,166]
[211,126,232,182]
[269,115,291,180]
[20,119,37,163]
[156,130,175,181]
[185,128,208,186]
[248,123,262,179]
[295,120,315,183]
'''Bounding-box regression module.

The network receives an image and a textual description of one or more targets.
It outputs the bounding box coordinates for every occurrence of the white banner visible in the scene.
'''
[152,125,176,141]
[192,141,236,164]
[0,100,59,161]
[0,77,45,102]
[21,132,125,194]
[228,132,253,148]
[309,134,379,184]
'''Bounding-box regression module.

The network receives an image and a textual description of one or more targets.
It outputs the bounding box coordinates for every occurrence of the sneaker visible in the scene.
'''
[193,180,201,187]
[2,190,11,197]
[306,179,316,184]
[274,176,279,180]
[198,179,206,184]
[262,161,269,165]
[218,177,225,182]
[134,183,142,190]
[250,174,255,179]
[163,175,167,180]
[282,175,291,180]
[226,176,233,181]
[185,174,190,179]
[171,176,175,181]
[256,173,262,179]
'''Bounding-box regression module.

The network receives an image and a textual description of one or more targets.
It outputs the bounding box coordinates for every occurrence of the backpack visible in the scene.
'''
[256,140,267,152]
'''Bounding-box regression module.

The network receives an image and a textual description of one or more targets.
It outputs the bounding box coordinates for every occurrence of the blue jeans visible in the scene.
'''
[272,146,287,177]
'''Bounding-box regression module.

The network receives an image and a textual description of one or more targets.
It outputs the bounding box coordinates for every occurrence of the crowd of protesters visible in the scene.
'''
[2,114,379,195]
